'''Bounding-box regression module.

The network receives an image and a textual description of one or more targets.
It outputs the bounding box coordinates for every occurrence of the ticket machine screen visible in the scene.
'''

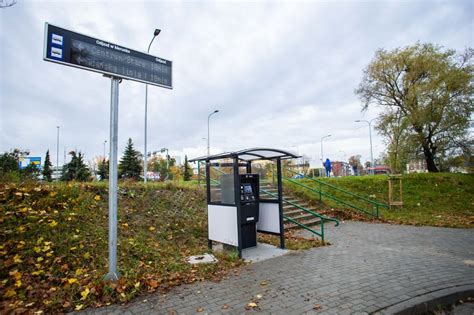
[243,184,253,194]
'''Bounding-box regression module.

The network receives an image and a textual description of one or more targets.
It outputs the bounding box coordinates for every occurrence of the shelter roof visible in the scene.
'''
[189,148,299,162]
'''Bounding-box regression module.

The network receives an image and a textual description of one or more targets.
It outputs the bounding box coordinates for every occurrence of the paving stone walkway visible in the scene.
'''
[82,222,474,314]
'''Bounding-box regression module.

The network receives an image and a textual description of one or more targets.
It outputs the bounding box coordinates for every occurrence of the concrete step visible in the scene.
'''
[284,217,322,230]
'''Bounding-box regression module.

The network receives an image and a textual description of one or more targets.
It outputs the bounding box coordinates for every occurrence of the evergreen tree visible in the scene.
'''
[61,151,91,181]
[183,155,192,181]
[42,150,53,181]
[118,138,142,180]
[97,158,109,181]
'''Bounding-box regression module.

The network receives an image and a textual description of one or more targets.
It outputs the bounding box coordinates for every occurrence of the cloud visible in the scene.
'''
[0,0,472,167]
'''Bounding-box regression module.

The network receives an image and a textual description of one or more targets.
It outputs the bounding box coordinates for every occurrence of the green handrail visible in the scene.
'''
[287,169,389,209]
[260,188,339,242]
[260,188,340,227]
[284,177,378,218]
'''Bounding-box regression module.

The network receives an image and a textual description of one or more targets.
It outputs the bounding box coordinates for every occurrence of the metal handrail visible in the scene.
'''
[284,177,378,217]
[287,169,389,209]
[260,188,340,227]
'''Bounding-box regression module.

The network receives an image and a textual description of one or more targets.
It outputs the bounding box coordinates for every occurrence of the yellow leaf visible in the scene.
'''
[49,220,58,227]
[120,292,126,298]
[80,287,90,300]
[32,270,43,276]
[4,289,16,298]
[13,254,22,264]
[70,247,77,251]
[122,223,129,227]
[149,226,156,231]
[75,268,83,276]
[17,241,26,248]
[256,294,263,299]
[75,304,83,311]
[94,195,101,201]
[44,241,52,246]
[50,192,57,197]
[34,247,41,253]
[68,278,78,284]
[134,282,140,289]
[15,280,22,287]
[37,257,44,262]
[83,252,91,259]
[17,225,26,233]
[42,245,51,252]
[247,302,258,308]
[46,251,53,257]
[36,237,44,245]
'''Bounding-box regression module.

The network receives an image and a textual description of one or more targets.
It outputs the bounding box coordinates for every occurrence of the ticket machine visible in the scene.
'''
[238,174,259,248]
[220,173,259,248]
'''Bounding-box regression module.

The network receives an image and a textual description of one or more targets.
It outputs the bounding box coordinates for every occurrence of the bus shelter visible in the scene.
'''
[190,148,299,257]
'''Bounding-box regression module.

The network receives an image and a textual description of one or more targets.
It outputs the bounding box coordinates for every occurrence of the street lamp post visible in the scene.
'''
[143,28,161,183]
[103,140,107,159]
[56,126,60,179]
[160,148,169,180]
[320,134,331,177]
[355,118,375,174]
[207,110,219,156]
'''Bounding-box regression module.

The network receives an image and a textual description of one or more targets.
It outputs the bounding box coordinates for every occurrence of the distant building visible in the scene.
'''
[406,159,428,173]
[331,161,351,176]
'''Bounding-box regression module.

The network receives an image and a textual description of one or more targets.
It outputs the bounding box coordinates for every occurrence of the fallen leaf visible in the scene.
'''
[134,282,140,289]
[67,278,78,284]
[75,304,83,311]
[260,280,268,286]
[94,195,101,201]
[4,289,16,298]
[222,304,229,309]
[80,287,90,300]
[49,220,58,227]
[149,226,156,231]
[256,294,263,299]
[196,307,204,312]
[313,304,322,310]
[247,302,258,308]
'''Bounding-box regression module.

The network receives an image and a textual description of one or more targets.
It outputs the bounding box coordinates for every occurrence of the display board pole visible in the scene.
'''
[104,76,121,281]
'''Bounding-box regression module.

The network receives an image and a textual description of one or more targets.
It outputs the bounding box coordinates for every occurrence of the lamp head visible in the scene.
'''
[355,120,361,122]
[214,110,219,113]
[154,29,161,37]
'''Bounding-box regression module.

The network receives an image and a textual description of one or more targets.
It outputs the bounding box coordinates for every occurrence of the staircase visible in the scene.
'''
[260,183,332,231]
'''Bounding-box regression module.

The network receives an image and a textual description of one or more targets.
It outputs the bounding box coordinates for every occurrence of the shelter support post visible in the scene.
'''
[277,158,285,249]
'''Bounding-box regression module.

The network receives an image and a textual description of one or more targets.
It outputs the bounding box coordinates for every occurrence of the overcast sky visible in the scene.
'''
[1,0,472,168]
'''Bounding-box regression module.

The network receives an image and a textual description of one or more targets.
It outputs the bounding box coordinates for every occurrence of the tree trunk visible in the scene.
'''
[422,145,439,172]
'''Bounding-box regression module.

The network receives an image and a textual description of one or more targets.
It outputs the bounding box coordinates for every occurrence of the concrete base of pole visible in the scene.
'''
[103,271,121,282]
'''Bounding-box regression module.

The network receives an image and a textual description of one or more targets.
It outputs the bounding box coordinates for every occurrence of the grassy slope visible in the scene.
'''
[288,173,474,228]
[0,181,244,313]
[0,180,324,313]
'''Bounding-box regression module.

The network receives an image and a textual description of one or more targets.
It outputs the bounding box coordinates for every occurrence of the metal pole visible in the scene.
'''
[56,126,59,178]
[143,33,158,183]
[207,110,218,156]
[207,115,210,156]
[320,135,331,177]
[144,84,148,182]
[369,120,374,174]
[105,76,121,281]
[103,140,107,159]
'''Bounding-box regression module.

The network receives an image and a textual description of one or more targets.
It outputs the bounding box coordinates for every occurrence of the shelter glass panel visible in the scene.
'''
[210,162,235,205]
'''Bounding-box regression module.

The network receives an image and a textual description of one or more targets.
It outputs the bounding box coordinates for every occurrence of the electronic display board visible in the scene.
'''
[43,23,172,89]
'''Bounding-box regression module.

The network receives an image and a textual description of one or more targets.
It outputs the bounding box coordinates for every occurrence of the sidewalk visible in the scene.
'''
[81,222,474,314]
